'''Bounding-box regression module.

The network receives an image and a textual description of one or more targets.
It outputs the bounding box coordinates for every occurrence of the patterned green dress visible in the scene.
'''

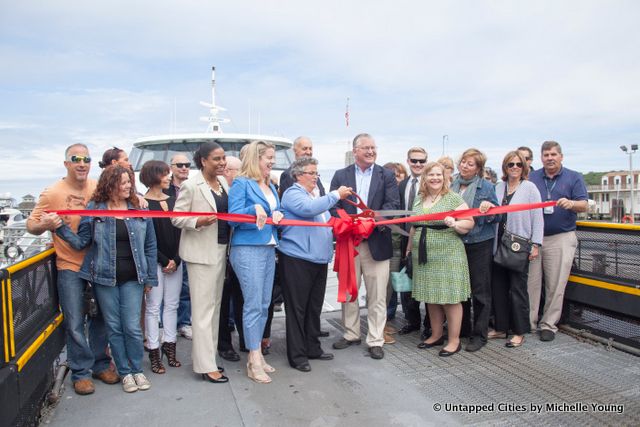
[410,191,471,304]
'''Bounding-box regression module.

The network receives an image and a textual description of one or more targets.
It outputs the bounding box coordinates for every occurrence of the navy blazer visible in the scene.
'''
[330,163,400,261]
[228,176,281,246]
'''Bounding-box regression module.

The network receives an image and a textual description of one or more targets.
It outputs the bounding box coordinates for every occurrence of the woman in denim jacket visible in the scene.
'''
[56,165,158,393]
[451,149,499,353]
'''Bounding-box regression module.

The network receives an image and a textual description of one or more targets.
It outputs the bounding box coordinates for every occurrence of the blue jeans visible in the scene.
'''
[177,266,191,328]
[57,270,111,382]
[229,245,275,351]
[93,281,145,376]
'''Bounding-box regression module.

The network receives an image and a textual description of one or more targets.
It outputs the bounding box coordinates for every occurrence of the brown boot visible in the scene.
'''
[93,369,120,384]
[73,378,95,395]
[384,332,396,345]
[161,342,181,367]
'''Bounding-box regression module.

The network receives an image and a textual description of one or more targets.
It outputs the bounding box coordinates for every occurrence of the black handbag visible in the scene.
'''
[494,230,532,273]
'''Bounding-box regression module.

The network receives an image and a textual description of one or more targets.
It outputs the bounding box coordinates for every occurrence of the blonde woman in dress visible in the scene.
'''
[407,162,474,357]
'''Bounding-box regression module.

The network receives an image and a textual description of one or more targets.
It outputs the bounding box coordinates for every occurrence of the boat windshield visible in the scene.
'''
[130,141,293,172]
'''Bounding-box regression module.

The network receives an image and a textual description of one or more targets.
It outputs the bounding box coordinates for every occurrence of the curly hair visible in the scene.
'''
[92,165,140,208]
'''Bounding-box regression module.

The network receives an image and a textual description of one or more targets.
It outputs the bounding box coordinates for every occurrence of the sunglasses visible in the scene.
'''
[69,155,91,163]
[409,158,427,164]
[172,162,191,169]
[507,162,523,168]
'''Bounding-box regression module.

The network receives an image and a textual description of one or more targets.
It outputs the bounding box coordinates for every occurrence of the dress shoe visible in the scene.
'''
[540,329,555,342]
[73,378,95,395]
[438,343,462,357]
[332,338,361,349]
[384,324,397,335]
[506,336,525,348]
[293,363,311,372]
[398,325,420,335]
[219,349,241,362]
[309,352,334,360]
[465,337,486,352]
[92,369,120,384]
[202,373,229,383]
[368,346,384,360]
[319,330,330,337]
[417,336,445,349]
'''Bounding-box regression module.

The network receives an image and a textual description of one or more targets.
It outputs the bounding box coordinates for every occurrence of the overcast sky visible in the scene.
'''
[2,1,640,198]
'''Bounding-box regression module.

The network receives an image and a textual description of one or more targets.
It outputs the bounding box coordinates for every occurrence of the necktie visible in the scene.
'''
[408,177,418,209]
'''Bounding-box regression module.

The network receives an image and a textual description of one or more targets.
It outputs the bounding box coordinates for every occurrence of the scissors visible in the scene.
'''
[343,193,414,236]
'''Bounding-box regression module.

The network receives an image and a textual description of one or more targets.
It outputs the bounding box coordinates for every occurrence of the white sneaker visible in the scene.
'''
[122,374,138,393]
[133,373,151,391]
[178,325,193,340]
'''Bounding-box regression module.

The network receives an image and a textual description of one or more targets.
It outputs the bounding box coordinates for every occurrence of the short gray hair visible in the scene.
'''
[64,143,89,159]
[541,140,562,154]
[352,133,373,149]
[290,157,319,181]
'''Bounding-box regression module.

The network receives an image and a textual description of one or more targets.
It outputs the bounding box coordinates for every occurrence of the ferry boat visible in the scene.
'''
[128,67,293,175]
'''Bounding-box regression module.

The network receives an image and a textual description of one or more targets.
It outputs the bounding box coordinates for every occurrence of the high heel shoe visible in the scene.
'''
[247,361,272,384]
[201,372,229,383]
[161,342,182,367]
[417,336,445,349]
[438,343,462,357]
[505,336,525,348]
[149,348,166,374]
[260,354,276,373]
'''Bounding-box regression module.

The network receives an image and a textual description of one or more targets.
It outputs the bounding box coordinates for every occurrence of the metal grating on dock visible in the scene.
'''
[327,313,640,426]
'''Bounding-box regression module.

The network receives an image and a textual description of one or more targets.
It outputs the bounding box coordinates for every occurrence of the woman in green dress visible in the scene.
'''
[407,162,474,357]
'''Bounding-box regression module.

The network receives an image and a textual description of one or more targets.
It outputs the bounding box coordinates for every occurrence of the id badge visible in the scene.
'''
[544,205,554,215]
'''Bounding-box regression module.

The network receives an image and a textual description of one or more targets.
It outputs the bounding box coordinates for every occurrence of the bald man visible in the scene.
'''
[279,136,325,197]
[223,156,241,186]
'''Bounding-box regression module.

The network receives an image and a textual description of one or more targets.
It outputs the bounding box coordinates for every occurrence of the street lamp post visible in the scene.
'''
[620,144,638,222]
[442,135,448,156]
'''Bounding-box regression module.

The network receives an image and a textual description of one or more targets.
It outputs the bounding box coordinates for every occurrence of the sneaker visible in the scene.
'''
[73,378,95,395]
[133,373,151,391]
[178,325,193,340]
[122,374,138,393]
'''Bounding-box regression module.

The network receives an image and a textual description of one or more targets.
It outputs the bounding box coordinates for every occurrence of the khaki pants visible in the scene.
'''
[341,242,390,347]
[527,231,577,332]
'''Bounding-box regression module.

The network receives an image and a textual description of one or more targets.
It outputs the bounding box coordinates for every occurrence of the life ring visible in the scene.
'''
[622,215,633,224]
[4,243,23,259]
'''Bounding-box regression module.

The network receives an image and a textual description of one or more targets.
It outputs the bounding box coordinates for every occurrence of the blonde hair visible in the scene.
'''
[239,140,275,183]
[418,162,450,199]
[407,147,427,159]
[437,156,454,171]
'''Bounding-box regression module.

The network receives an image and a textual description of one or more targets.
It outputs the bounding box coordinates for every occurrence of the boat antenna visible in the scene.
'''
[199,66,230,133]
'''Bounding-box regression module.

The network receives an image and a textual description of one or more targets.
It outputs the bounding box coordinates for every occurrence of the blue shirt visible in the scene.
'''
[530,166,588,236]
[354,164,374,213]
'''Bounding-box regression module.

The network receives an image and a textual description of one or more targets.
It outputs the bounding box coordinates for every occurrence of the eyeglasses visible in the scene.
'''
[507,162,523,168]
[409,158,427,164]
[69,155,91,163]
[172,162,191,169]
[302,171,320,177]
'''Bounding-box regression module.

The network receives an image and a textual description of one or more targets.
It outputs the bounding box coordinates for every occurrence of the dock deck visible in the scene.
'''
[42,270,640,427]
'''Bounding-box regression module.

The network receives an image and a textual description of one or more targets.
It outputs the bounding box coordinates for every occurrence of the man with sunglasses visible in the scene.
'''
[398,147,431,339]
[528,141,587,342]
[164,154,193,340]
[27,144,117,395]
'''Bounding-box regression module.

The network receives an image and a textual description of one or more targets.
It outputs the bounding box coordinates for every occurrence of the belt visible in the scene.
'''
[415,224,448,264]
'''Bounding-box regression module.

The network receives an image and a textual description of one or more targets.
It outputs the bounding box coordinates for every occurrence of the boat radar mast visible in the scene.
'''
[199,66,230,133]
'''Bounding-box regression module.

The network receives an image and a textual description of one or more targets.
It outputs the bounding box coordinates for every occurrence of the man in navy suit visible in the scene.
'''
[330,133,400,360]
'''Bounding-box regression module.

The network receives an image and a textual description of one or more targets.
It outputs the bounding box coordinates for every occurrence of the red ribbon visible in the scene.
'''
[50,200,555,303]
[329,210,376,303]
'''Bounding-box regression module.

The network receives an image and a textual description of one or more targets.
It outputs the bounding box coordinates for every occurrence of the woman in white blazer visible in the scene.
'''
[171,142,230,383]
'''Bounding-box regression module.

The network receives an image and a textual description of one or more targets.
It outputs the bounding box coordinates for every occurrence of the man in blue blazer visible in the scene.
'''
[329,133,400,360]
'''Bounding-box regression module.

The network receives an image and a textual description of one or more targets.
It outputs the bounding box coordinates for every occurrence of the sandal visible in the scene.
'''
[149,348,166,374]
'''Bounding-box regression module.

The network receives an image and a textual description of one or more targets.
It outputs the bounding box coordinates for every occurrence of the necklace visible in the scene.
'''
[206,176,223,196]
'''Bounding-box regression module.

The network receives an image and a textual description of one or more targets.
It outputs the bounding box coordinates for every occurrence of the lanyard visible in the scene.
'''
[543,176,557,200]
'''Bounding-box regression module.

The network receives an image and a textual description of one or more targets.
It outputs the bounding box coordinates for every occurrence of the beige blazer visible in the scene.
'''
[171,171,229,265]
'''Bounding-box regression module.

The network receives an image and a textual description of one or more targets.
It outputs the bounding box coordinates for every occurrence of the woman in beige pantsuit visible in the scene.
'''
[172,142,230,383]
